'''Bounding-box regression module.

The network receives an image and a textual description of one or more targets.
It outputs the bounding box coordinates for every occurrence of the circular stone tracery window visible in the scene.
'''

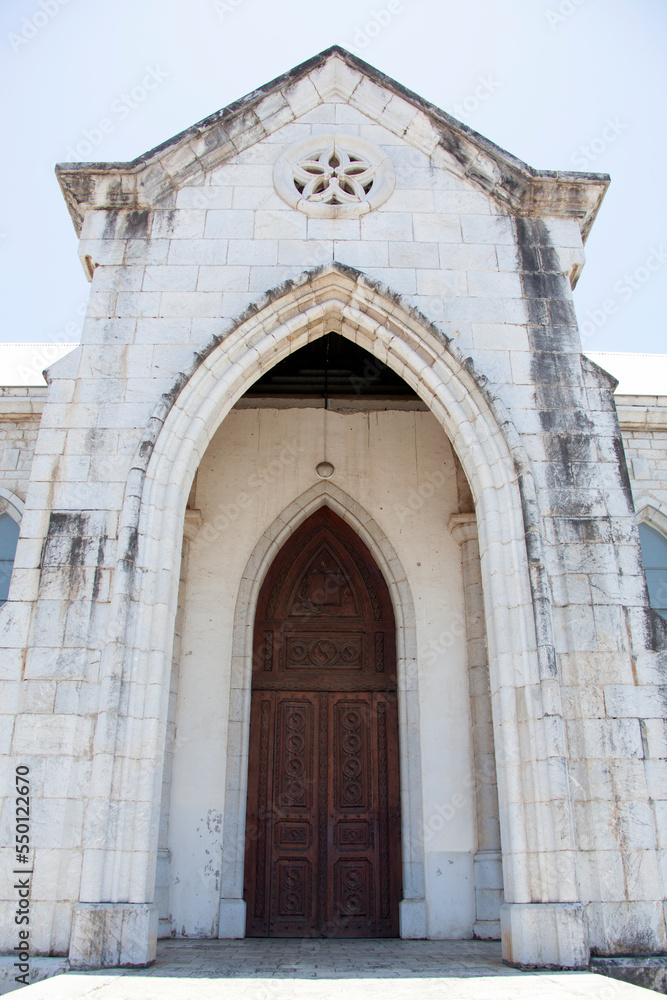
[273,133,395,218]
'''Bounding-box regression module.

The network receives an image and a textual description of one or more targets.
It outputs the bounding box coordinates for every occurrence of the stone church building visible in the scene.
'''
[1,47,667,972]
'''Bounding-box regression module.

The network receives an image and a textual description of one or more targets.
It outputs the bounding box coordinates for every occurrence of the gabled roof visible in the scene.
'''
[56,46,609,240]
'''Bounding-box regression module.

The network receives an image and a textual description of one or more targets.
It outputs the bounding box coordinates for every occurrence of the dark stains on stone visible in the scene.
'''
[591,955,667,994]
[535,384,586,410]
[522,272,570,301]
[613,434,635,510]
[546,490,605,518]
[138,439,155,465]
[41,511,110,602]
[41,512,89,576]
[514,218,579,341]
[545,434,597,466]
[529,327,580,354]
[47,511,86,537]
[120,210,150,239]
[537,408,596,434]
[638,607,667,652]
[69,532,84,568]
[547,298,577,328]
[121,527,138,569]
[515,219,559,324]
[91,536,107,601]
[514,216,665,658]
[552,517,612,545]
[106,177,125,206]
[522,299,550,326]
[531,351,582,386]
[102,210,119,240]
[514,459,559,680]
[517,241,541,274]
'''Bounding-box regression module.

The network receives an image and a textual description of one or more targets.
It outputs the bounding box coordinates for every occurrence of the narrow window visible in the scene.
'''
[638,522,667,621]
[0,513,20,605]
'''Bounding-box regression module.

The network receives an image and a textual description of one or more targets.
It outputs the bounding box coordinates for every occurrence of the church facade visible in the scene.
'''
[1,47,667,971]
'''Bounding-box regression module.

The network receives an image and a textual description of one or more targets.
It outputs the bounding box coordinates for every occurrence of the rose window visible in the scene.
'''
[274,133,395,218]
[293,145,376,206]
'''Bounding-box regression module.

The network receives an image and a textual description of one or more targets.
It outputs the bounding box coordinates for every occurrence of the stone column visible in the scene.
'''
[449,513,503,939]
[155,509,202,938]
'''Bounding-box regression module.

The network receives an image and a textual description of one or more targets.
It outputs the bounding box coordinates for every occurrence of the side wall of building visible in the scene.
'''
[0,389,45,511]
[618,395,667,519]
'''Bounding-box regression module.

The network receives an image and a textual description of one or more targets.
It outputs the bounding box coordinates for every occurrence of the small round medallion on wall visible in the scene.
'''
[274,133,395,218]
[316,461,335,479]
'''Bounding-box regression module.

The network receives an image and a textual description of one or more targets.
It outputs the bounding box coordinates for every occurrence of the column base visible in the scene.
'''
[501,902,589,969]
[400,898,427,939]
[69,903,158,969]
[218,898,246,938]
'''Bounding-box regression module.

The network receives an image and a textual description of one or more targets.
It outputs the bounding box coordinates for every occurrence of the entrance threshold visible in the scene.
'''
[7,939,655,998]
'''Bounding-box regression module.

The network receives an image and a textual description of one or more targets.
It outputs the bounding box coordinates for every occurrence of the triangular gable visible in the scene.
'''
[56,46,608,241]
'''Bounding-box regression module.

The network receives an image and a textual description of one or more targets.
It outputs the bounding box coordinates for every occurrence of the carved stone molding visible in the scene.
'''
[274,133,395,218]
[448,512,478,546]
[183,508,203,541]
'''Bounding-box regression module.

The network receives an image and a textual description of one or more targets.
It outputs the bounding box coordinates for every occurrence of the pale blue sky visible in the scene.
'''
[1,0,665,352]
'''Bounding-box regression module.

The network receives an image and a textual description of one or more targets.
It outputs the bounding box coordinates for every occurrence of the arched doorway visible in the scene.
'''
[244,506,402,937]
[81,265,565,962]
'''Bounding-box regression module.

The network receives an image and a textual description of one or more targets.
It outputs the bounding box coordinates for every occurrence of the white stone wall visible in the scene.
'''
[165,404,476,940]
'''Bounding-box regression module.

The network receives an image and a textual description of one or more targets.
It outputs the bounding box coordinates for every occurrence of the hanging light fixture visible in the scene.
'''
[316,335,335,478]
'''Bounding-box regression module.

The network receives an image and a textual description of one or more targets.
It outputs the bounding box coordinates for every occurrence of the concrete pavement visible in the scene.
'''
[5,939,658,999]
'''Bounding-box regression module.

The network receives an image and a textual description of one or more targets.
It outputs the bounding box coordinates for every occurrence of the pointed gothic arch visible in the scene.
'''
[0,489,24,606]
[216,481,424,937]
[74,263,576,959]
[635,499,667,539]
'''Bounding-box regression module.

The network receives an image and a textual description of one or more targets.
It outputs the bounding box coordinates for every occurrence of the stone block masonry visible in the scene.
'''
[0,46,665,973]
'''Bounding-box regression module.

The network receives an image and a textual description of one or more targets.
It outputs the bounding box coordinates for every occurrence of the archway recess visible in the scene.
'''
[72,264,582,967]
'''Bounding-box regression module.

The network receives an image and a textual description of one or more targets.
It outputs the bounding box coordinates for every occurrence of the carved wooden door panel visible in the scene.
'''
[244,507,401,937]
[327,691,400,936]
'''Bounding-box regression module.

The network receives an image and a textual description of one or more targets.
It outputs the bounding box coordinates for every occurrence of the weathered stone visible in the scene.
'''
[0,46,665,976]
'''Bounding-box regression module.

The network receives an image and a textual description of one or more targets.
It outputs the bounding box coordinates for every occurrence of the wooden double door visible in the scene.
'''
[244,507,402,937]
